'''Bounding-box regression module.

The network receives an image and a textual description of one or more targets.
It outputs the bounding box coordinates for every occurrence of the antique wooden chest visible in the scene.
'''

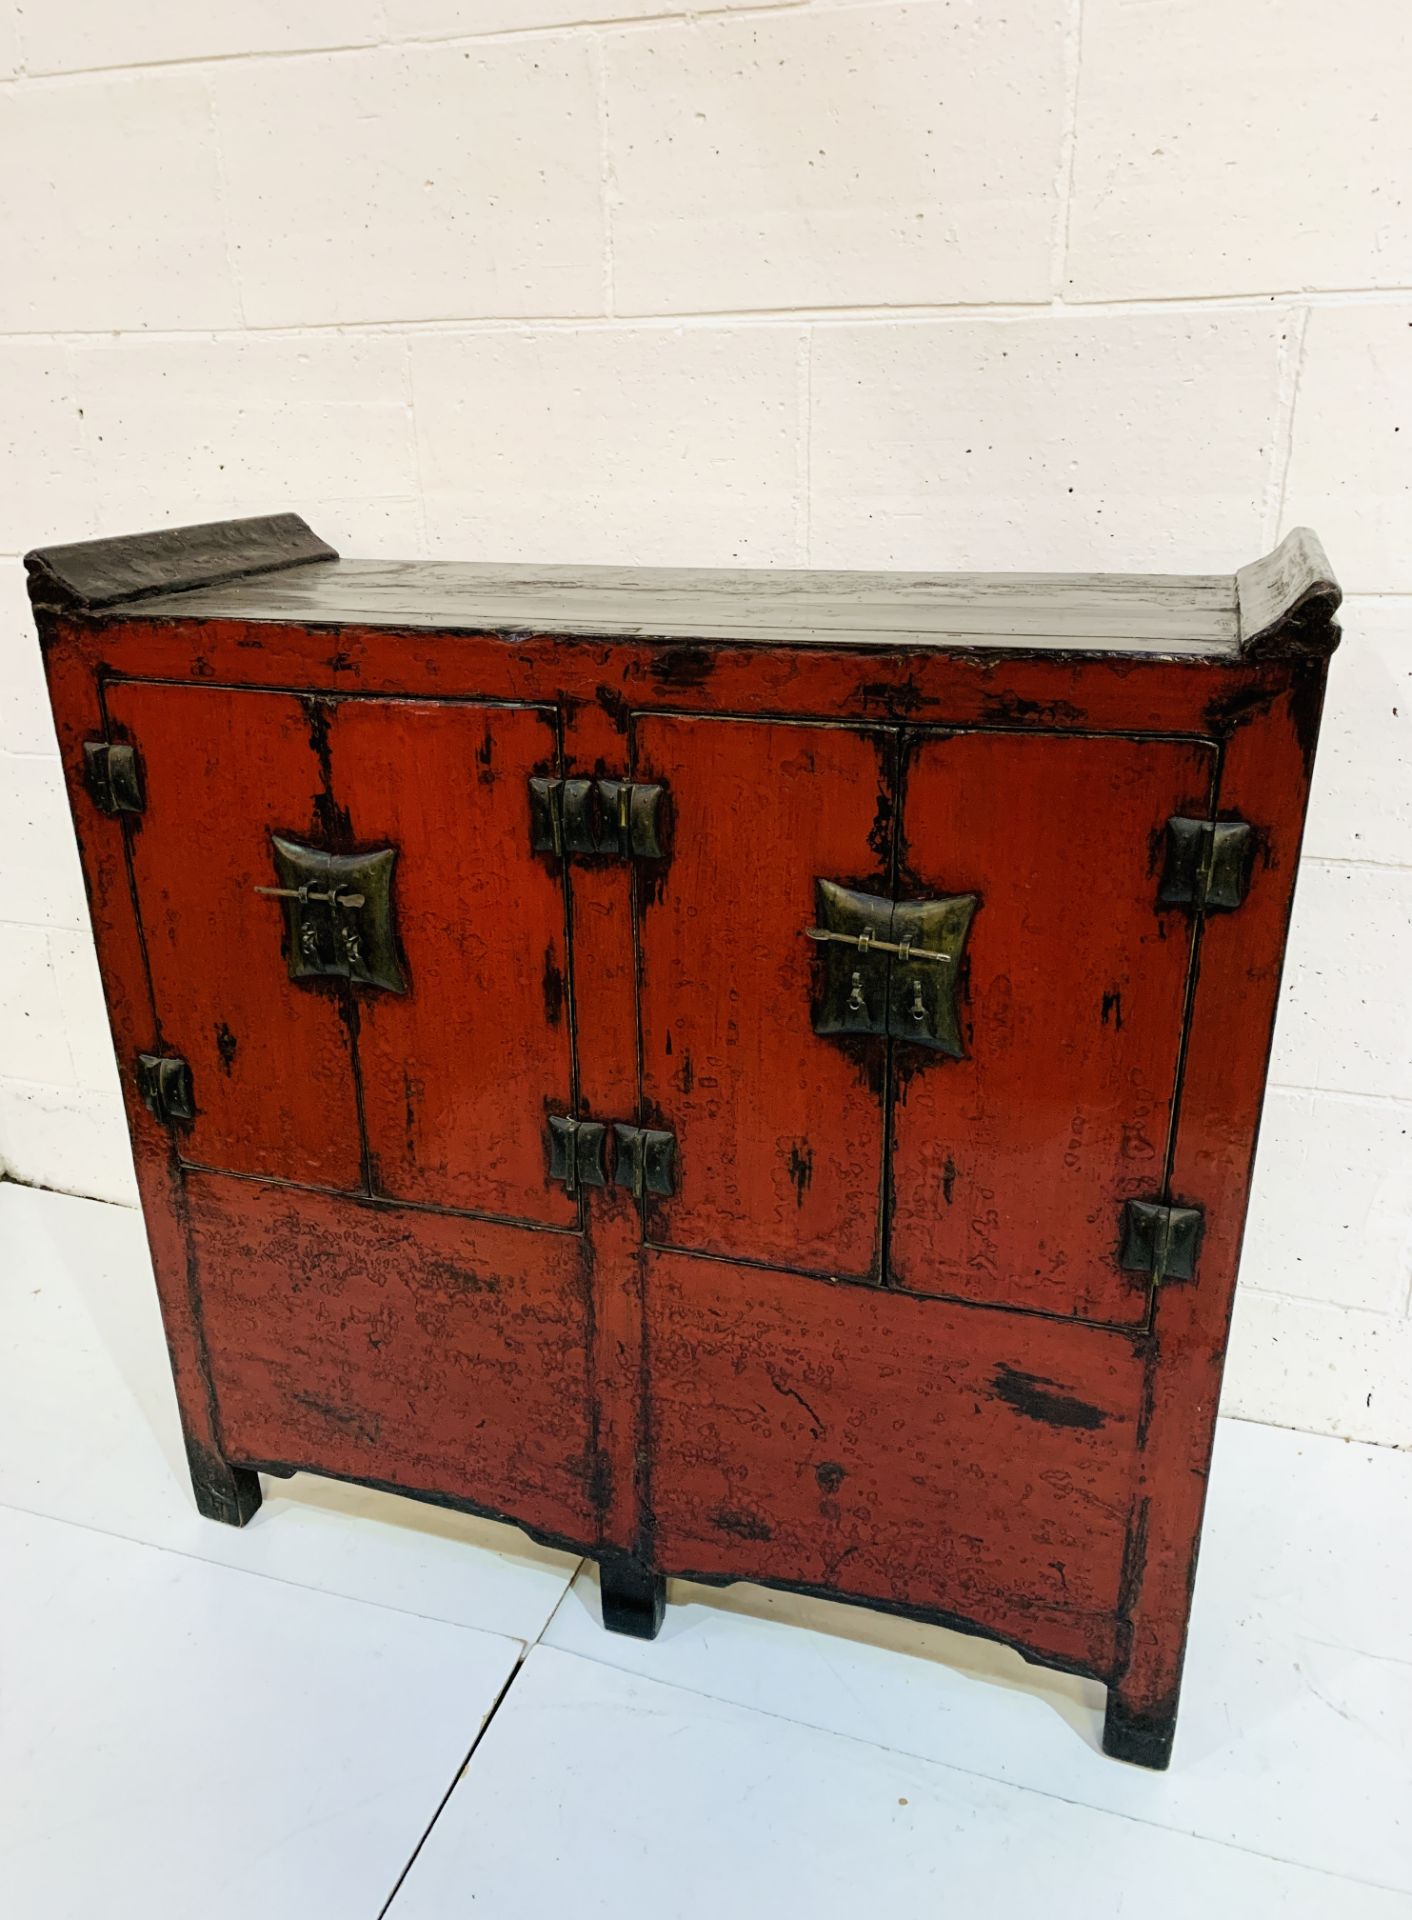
[28,516,1342,1768]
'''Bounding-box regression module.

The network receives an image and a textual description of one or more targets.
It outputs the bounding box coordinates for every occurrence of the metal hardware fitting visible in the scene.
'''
[803,926,956,965]
[1159,818,1256,913]
[135,1052,194,1126]
[529,777,666,861]
[613,1123,677,1200]
[83,741,144,815]
[547,1116,678,1200]
[1120,1200,1204,1285]
[261,835,405,993]
[548,1116,608,1196]
[809,880,977,1056]
[253,884,367,908]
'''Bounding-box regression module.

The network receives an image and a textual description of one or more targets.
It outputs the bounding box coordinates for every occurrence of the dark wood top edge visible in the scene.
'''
[23,513,338,613]
[110,558,1241,655]
[1236,527,1342,659]
[31,530,1338,662]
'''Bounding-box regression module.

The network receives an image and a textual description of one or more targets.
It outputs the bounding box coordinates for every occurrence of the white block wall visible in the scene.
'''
[0,0,1408,1446]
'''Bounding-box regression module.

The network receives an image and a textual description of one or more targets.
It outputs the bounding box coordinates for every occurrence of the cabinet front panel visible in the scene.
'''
[326,698,574,1225]
[645,1250,1138,1674]
[634,714,891,1280]
[891,729,1216,1327]
[107,681,363,1189]
[189,1174,596,1544]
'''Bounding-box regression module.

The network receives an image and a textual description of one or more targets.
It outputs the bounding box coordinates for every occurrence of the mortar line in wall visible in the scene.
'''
[1300,853,1412,875]
[401,336,430,560]
[1228,1292,1412,1330]
[590,33,615,320]
[10,286,1412,344]
[0,1,880,87]
[794,327,812,565]
[1221,1412,1410,1455]
[1241,1281,1408,1323]
[1265,1080,1412,1111]
[1262,306,1310,545]
[203,74,246,330]
[1047,0,1085,301]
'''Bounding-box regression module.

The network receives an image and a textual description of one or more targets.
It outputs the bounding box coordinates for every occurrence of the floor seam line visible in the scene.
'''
[377,1646,531,1918]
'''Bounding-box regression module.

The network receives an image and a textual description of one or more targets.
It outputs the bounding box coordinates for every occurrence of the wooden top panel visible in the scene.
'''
[128,557,1241,655]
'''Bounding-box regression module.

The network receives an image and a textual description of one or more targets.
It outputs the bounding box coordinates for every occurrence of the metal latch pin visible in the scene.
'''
[803,926,954,964]
[254,884,366,908]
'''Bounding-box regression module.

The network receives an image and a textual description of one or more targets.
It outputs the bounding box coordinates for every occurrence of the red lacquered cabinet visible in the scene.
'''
[27,515,1343,1768]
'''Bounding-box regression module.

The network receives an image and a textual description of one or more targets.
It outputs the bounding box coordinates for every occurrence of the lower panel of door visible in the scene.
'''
[186,1172,597,1548]
[644,1251,1145,1677]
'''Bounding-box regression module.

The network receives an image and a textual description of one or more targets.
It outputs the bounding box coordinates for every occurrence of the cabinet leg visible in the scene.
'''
[1102,1687,1179,1770]
[185,1437,262,1528]
[598,1554,666,1640]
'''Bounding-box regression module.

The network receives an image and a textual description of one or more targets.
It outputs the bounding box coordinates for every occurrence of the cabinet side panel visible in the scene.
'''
[187,1174,597,1546]
[645,1249,1141,1675]
[37,631,234,1497]
[1115,668,1326,1728]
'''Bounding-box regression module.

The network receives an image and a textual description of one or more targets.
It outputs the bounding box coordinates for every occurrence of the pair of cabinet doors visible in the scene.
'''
[117,677,1210,1338]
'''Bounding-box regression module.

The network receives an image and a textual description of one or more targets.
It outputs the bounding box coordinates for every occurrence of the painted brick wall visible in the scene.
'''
[1,0,1408,1445]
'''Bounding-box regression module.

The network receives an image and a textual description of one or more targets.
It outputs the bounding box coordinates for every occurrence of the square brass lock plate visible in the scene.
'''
[264,835,405,993]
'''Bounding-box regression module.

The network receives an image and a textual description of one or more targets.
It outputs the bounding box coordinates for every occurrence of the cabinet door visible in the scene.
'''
[889,729,1216,1328]
[326,698,574,1225]
[110,682,573,1224]
[109,681,364,1190]
[635,714,891,1279]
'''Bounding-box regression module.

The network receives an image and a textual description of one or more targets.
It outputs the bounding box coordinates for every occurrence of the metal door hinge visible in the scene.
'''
[530,777,666,861]
[1159,818,1255,913]
[547,1115,677,1199]
[1120,1200,1203,1285]
[136,1052,194,1125]
[548,1115,608,1196]
[84,741,144,815]
[613,1123,676,1199]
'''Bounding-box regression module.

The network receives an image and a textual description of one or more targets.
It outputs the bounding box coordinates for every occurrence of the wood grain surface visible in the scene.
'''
[127,556,1240,654]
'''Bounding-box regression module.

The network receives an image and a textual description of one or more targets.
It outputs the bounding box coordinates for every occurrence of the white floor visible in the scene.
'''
[1,1183,1408,1917]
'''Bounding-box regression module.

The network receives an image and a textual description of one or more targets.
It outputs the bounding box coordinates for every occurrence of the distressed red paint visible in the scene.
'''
[29,521,1340,1769]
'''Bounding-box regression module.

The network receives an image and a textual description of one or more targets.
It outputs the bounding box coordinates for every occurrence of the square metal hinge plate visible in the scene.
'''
[135,1052,194,1125]
[529,778,666,861]
[1159,817,1255,912]
[613,1124,676,1199]
[84,741,144,815]
[548,1115,676,1198]
[548,1116,608,1197]
[1120,1200,1203,1285]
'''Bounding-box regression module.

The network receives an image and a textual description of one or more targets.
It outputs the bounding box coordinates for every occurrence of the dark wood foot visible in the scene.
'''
[185,1438,262,1528]
[599,1554,666,1639]
[1103,1690,1177,1770]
